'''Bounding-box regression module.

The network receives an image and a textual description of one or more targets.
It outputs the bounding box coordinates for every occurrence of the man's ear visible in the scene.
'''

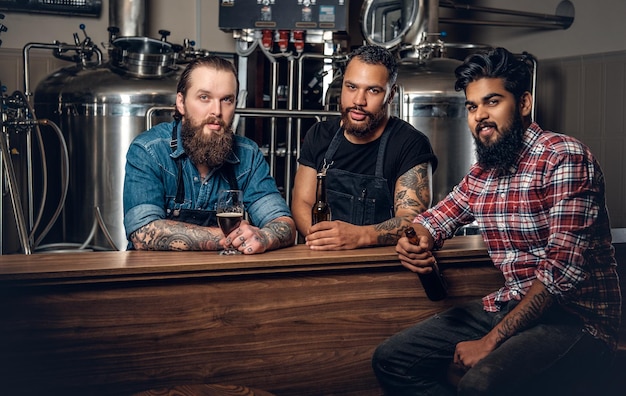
[386,84,397,105]
[519,91,533,118]
[175,92,185,116]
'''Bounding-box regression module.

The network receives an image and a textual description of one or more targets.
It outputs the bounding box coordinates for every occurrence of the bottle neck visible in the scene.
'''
[405,228,419,245]
[316,174,327,202]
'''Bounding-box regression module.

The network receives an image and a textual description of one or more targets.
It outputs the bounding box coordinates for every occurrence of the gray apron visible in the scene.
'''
[322,124,394,225]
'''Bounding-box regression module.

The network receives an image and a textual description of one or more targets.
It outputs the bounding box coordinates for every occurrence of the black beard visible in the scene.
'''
[181,117,234,169]
[340,105,387,138]
[474,111,526,172]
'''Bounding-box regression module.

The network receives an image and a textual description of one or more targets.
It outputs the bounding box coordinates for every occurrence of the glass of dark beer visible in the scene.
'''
[217,189,244,255]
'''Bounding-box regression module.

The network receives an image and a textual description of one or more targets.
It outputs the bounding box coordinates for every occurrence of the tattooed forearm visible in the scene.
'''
[260,217,296,250]
[394,191,423,217]
[130,220,222,251]
[495,285,554,345]
[396,163,432,213]
[373,163,432,247]
[374,216,411,245]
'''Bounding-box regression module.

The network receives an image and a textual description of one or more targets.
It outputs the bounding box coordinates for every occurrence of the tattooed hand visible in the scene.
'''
[222,217,295,254]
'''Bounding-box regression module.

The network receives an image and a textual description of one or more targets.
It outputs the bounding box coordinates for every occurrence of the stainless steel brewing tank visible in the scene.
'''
[34,55,178,250]
[391,57,475,204]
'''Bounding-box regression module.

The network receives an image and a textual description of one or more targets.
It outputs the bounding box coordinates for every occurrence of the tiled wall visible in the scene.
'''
[536,50,626,228]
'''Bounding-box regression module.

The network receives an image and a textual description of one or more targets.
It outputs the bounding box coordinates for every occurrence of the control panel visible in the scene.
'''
[219,0,348,31]
[0,0,101,17]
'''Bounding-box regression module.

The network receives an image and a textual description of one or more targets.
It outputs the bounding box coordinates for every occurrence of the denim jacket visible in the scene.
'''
[123,121,291,241]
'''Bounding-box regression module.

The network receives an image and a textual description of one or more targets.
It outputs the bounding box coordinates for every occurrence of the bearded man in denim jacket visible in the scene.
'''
[123,56,295,253]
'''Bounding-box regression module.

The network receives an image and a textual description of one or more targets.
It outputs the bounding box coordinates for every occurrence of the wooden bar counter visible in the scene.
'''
[0,235,502,396]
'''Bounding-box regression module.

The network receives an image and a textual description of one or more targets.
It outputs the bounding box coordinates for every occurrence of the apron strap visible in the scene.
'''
[323,118,396,177]
[322,126,344,169]
[374,117,397,178]
[171,120,186,204]
[222,161,238,190]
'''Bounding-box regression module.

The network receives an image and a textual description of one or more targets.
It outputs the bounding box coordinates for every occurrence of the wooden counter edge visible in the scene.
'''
[0,235,490,286]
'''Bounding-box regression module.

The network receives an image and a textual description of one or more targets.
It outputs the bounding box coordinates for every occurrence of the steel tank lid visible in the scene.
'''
[396,57,464,97]
[109,36,178,78]
[34,64,179,105]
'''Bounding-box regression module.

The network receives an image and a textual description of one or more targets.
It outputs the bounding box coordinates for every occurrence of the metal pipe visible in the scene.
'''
[428,0,439,37]
[296,52,348,163]
[397,84,405,121]
[269,61,279,176]
[109,0,146,37]
[1,118,31,254]
[25,118,33,234]
[237,108,340,118]
[439,1,574,29]
[285,57,296,203]
[441,1,571,22]
[297,52,330,178]
[22,42,103,101]
[31,118,70,249]
[145,107,340,134]
[23,42,63,100]
[438,18,571,29]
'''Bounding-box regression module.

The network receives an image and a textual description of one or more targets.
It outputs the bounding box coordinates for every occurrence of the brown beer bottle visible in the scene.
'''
[404,227,448,301]
[312,172,331,225]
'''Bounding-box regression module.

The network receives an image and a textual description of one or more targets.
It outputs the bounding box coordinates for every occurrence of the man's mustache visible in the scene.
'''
[202,116,226,128]
[476,122,497,134]
[345,106,374,118]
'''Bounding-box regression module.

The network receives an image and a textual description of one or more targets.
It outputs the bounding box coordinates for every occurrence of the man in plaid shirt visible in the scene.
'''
[373,47,621,395]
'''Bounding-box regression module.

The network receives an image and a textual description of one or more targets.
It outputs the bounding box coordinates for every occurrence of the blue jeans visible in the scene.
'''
[372,299,613,396]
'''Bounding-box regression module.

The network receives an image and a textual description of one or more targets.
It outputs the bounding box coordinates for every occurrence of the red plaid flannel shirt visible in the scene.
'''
[416,123,621,349]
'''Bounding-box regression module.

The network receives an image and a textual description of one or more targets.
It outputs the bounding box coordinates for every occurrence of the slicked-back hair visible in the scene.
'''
[174,56,239,121]
[347,45,398,86]
[454,47,533,102]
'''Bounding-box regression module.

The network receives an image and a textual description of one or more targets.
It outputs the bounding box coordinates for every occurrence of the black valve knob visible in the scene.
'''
[158,29,171,41]
[107,26,120,42]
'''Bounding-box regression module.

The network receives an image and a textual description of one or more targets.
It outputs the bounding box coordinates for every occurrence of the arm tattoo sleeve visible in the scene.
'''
[372,163,432,246]
[374,217,408,246]
[496,287,554,344]
[397,163,431,213]
[261,218,295,250]
[130,220,222,251]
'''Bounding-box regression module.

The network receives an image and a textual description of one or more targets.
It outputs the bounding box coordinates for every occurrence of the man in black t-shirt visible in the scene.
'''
[291,45,437,250]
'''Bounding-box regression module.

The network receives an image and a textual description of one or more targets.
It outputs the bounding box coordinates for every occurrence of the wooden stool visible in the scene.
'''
[132,384,276,396]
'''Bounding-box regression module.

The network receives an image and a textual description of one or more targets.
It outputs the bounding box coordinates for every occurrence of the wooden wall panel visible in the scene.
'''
[537,50,626,228]
[0,263,502,396]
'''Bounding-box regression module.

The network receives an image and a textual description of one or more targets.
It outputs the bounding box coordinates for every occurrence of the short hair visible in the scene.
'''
[347,45,398,86]
[174,56,239,120]
[454,47,533,101]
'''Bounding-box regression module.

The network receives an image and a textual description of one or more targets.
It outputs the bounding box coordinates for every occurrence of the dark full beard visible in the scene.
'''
[181,117,234,169]
[474,111,526,172]
[340,105,387,139]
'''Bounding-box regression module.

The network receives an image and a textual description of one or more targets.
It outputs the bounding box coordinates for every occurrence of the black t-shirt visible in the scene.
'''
[298,116,438,194]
